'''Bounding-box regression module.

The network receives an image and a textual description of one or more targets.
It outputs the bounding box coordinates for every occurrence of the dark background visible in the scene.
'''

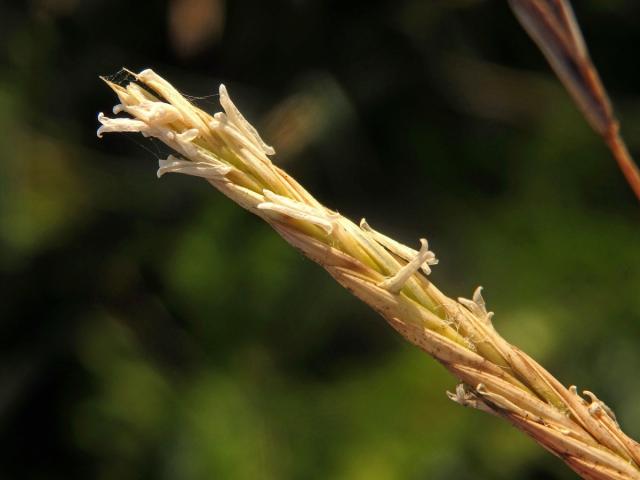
[1,1,639,479]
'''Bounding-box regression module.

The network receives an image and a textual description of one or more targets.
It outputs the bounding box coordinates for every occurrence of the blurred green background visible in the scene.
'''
[1,1,639,479]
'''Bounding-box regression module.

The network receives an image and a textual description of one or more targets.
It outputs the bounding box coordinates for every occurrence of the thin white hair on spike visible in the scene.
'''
[582,391,618,424]
[96,112,149,138]
[219,84,276,156]
[446,384,496,415]
[458,286,494,324]
[360,218,438,276]
[378,238,437,294]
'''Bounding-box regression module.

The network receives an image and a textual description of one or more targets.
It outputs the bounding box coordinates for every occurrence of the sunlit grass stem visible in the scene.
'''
[98,69,640,480]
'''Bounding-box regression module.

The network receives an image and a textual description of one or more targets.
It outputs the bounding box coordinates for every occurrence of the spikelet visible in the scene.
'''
[98,69,640,480]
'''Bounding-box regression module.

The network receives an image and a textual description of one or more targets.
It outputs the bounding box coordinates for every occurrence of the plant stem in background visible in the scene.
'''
[509,0,640,202]
[98,69,640,480]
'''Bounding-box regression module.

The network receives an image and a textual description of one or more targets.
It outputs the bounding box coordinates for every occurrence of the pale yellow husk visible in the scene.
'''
[98,69,640,480]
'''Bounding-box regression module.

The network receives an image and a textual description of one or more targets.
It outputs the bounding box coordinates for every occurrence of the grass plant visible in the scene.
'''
[509,0,640,201]
[97,67,640,479]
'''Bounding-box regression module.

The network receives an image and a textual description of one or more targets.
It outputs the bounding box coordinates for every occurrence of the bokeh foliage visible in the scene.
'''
[0,1,639,479]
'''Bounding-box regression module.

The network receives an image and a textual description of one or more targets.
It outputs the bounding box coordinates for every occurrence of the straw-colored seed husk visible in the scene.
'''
[98,69,640,480]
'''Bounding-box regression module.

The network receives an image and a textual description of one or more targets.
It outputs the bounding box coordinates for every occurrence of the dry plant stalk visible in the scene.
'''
[98,69,640,480]
[509,0,640,201]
